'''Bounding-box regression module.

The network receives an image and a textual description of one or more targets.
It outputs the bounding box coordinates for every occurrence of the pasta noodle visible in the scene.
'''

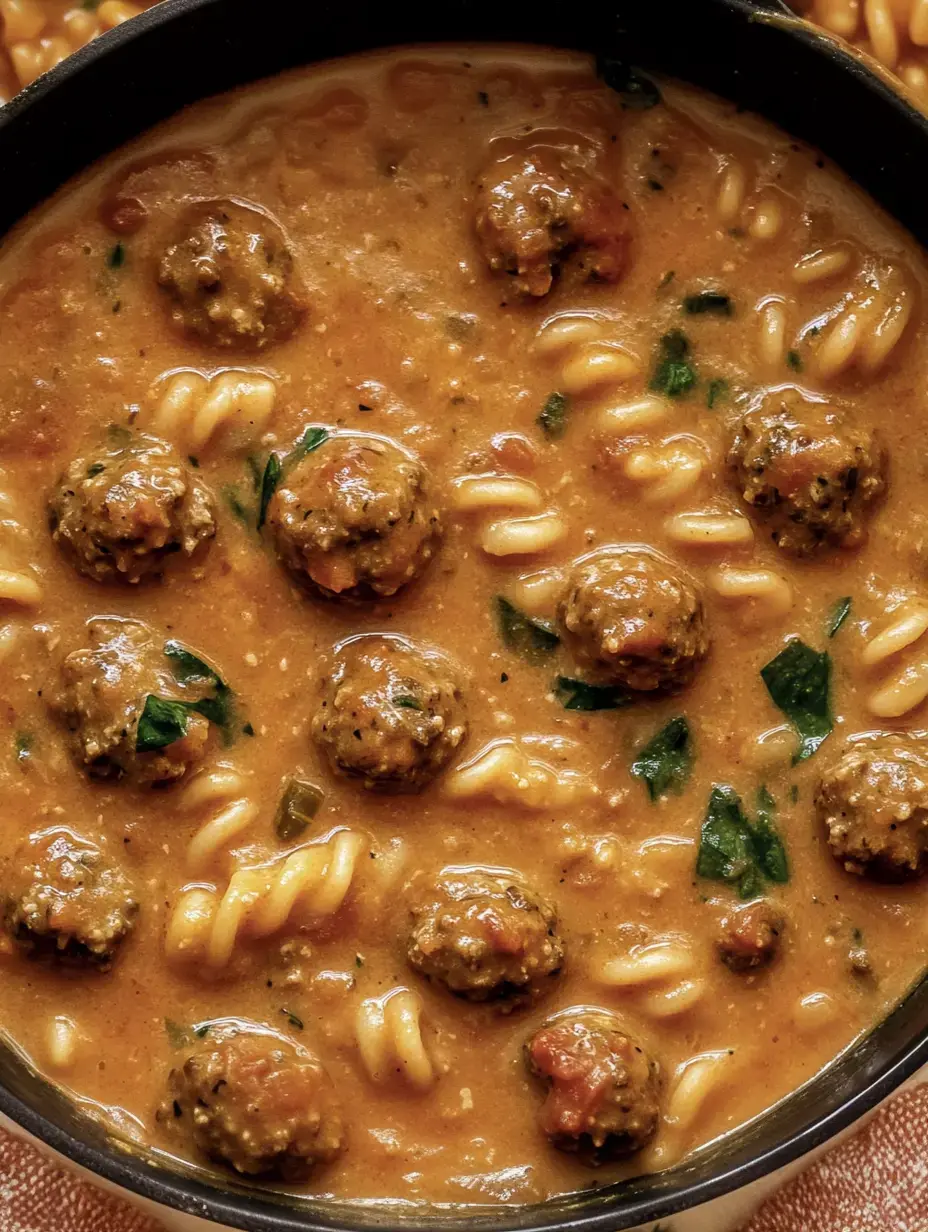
[356,987,436,1090]
[715,160,786,239]
[0,487,42,606]
[868,656,928,717]
[479,510,567,557]
[1,0,148,89]
[533,313,603,356]
[623,439,705,505]
[709,566,794,622]
[505,566,566,618]
[45,1014,79,1070]
[595,394,669,439]
[792,246,853,284]
[165,829,364,968]
[664,510,754,547]
[149,368,278,451]
[757,297,789,368]
[593,939,707,1019]
[451,474,543,512]
[800,0,928,97]
[664,1049,735,1131]
[807,259,915,380]
[182,765,259,873]
[861,600,928,665]
[558,342,639,395]
[444,737,597,809]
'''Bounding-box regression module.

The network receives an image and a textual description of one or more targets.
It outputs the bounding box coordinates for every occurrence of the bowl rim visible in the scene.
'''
[1,1,928,1228]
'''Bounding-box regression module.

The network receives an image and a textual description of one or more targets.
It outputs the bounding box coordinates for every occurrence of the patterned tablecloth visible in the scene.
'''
[1,1082,927,1232]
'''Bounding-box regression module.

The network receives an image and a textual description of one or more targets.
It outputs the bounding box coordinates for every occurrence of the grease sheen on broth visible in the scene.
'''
[0,44,927,1206]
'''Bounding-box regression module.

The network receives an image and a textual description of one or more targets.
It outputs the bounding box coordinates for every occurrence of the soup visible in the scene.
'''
[0,44,926,1208]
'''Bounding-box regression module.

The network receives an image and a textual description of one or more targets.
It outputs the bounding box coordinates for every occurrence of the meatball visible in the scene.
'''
[3,830,137,967]
[474,149,632,298]
[717,901,785,972]
[728,389,886,555]
[816,736,928,879]
[157,201,306,350]
[559,548,709,693]
[268,435,442,599]
[525,1008,660,1159]
[49,432,216,584]
[162,1026,344,1180]
[312,635,466,791]
[55,617,210,784]
[406,869,564,1004]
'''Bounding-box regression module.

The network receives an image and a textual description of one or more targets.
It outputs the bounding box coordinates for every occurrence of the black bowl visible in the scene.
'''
[1,2,927,1229]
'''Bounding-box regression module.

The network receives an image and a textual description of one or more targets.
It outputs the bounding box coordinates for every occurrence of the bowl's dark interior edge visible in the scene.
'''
[0,1,927,1230]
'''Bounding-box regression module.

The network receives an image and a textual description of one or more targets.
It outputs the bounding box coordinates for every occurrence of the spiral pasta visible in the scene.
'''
[806,258,915,380]
[356,987,436,1090]
[182,765,259,873]
[709,566,794,624]
[714,157,788,240]
[444,736,597,809]
[863,601,928,716]
[149,368,278,451]
[165,829,364,969]
[0,487,42,606]
[799,0,928,99]
[622,438,705,505]
[1,0,149,89]
[592,938,707,1020]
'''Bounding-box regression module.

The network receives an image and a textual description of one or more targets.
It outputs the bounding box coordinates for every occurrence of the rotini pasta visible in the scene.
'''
[806,258,915,380]
[756,296,790,369]
[479,510,568,557]
[45,1014,80,1070]
[861,600,928,665]
[709,566,794,622]
[182,764,259,874]
[444,737,597,809]
[356,987,436,1090]
[166,829,364,968]
[595,394,669,439]
[714,157,787,240]
[505,566,566,619]
[451,474,543,512]
[149,368,278,451]
[0,488,42,606]
[863,601,928,716]
[593,939,707,1020]
[664,510,754,547]
[623,439,705,505]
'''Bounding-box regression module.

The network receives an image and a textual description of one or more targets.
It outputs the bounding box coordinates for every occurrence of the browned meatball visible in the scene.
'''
[525,1008,660,1159]
[474,149,632,298]
[312,635,466,791]
[55,617,211,784]
[816,736,928,879]
[728,389,886,555]
[157,201,306,350]
[48,432,216,584]
[268,435,441,600]
[3,830,137,968]
[717,902,785,972]
[406,869,564,1004]
[162,1026,344,1180]
[559,548,709,692]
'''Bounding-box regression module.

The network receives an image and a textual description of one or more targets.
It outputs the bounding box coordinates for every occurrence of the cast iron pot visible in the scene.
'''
[1,2,927,1228]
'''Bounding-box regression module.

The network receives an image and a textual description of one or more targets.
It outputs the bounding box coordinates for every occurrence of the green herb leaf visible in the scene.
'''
[657,270,675,290]
[596,56,662,109]
[293,426,329,461]
[164,1018,190,1049]
[650,329,696,398]
[786,349,803,371]
[165,641,237,741]
[496,597,560,666]
[275,777,324,842]
[164,642,219,686]
[258,453,281,529]
[222,484,252,527]
[706,378,728,409]
[14,731,33,763]
[107,242,125,269]
[554,676,631,711]
[136,696,191,753]
[281,1008,304,1030]
[683,291,732,316]
[760,638,833,763]
[392,694,423,710]
[537,391,570,440]
[193,1022,211,1039]
[86,462,105,478]
[753,785,789,883]
[632,716,693,800]
[827,597,852,639]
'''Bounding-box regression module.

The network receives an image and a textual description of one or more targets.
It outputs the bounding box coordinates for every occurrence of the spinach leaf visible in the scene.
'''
[649,329,696,398]
[14,731,33,763]
[760,638,833,763]
[631,716,692,800]
[164,641,221,686]
[164,1018,191,1049]
[107,242,125,269]
[256,426,329,529]
[222,484,252,527]
[537,392,570,440]
[392,694,423,710]
[827,596,852,639]
[596,56,662,109]
[683,291,732,316]
[554,676,631,711]
[786,349,803,371]
[696,784,789,899]
[280,1008,304,1030]
[293,425,329,461]
[706,377,728,409]
[495,596,559,665]
[137,696,191,753]
[165,641,237,739]
[257,453,281,529]
[275,778,324,842]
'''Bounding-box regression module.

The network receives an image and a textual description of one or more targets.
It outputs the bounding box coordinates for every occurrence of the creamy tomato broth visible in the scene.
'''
[0,45,926,1207]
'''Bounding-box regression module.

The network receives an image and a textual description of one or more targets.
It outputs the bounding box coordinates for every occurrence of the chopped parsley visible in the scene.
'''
[786,349,803,371]
[257,426,329,528]
[683,291,733,316]
[537,392,570,440]
[136,643,239,752]
[761,639,833,763]
[14,731,33,763]
[657,270,676,290]
[392,694,423,710]
[631,717,692,800]
[163,1019,190,1049]
[826,597,852,639]
[281,1008,304,1030]
[86,462,105,478]
[106,242,125,269]
[553,676,631,711]
[696,784,790,899]
[706,377,728,409]
[650,329,696,398]
[495,596,559,666]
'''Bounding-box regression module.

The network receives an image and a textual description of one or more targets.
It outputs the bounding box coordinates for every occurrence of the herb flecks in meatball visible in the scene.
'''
[56,617,210,784]
[406,869,564,1004]
[728,389,886,555]
[474,149,632,298]
[3,831,137,968]
[157,201,306,350]
[312,635,466,792]
[525,1009,660,1159]
[49,431,216,584]
[559,548,709,692]
[162,1027,344,1180]
[816,736,928,879]
[717,901,785,972]
[268,435,442,599]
